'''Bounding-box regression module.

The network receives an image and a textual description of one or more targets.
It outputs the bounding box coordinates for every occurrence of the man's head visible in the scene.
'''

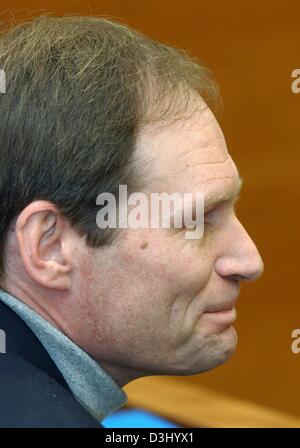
[0,16,263,385]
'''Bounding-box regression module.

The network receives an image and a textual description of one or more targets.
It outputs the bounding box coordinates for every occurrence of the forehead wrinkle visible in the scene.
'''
[176,134,226,163]
[188,157,230,168]
[174,153,230,179]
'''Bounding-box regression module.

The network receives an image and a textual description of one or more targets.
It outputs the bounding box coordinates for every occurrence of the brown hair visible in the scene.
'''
[0,15,220,284]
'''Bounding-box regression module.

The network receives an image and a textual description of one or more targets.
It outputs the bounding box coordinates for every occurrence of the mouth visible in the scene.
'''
[204,285,240,314]
[201,293,239,327]
[202,306,237,328]
[204,299,238,314]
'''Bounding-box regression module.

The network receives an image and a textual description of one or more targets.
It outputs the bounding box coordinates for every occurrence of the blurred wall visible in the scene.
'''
[1,1,299,417]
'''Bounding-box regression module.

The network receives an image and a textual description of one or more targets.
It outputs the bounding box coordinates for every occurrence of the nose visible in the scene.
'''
[215,217,264,283]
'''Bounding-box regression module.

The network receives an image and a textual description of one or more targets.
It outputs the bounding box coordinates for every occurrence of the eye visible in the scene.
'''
[203,218,212,233]
[203,207,221,230]
[204,208,216,222]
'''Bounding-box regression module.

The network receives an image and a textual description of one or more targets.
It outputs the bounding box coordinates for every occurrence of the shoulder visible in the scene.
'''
[0,351,103,428]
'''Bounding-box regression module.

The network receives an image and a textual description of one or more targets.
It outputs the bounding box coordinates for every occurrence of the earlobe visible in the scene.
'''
[15,201,72,290]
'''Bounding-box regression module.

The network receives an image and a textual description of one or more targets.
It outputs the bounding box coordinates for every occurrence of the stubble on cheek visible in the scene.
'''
[93,232,209,356]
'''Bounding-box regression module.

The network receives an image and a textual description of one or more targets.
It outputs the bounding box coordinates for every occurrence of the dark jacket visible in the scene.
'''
[0,299,103,428]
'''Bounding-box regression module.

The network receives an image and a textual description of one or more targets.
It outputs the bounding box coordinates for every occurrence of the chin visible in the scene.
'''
[202,325,238,372]
[153,326,238,377]
[176,325,238,376]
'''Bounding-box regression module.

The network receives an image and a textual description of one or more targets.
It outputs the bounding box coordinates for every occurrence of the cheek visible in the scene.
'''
[118,231,213,303]
[79,234,215,361]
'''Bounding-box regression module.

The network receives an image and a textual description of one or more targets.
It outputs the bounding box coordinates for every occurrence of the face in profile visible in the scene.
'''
[74,98,264,380]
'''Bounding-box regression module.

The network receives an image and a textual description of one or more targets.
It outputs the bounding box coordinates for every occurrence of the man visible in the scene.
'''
[0,15,263,427]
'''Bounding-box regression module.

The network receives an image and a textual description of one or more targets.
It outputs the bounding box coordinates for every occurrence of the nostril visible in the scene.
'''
[229,274,247,282]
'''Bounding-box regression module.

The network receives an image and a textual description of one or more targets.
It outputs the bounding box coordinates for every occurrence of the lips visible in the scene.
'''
[202,306,237,329]
[205,303,236,313]
[204,293,239,314]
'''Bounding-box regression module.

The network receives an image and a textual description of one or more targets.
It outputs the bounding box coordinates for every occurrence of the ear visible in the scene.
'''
[15,201,73,290]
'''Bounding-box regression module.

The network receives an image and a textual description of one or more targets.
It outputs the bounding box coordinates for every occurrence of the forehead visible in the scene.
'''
[136,102,240,198]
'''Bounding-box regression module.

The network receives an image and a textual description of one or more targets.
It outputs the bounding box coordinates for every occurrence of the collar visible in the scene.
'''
[0,289,128,421]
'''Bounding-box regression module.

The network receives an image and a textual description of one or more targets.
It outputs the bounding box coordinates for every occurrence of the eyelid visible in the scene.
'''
[204,208,215,217]
[204,201,236,224]
[204,202,224,215]
[205,195,240,214]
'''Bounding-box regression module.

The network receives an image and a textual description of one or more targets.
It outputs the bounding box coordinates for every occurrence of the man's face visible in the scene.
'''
[76,100,264,378]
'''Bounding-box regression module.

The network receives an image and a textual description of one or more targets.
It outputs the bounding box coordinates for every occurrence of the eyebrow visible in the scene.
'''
[203,175,243,213]
[168,174,244,225]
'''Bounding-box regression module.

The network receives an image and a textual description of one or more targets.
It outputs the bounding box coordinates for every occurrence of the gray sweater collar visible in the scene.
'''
[0,289,127,421]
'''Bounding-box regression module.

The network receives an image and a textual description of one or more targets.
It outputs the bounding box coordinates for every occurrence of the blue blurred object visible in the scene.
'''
[102,408,181,428]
